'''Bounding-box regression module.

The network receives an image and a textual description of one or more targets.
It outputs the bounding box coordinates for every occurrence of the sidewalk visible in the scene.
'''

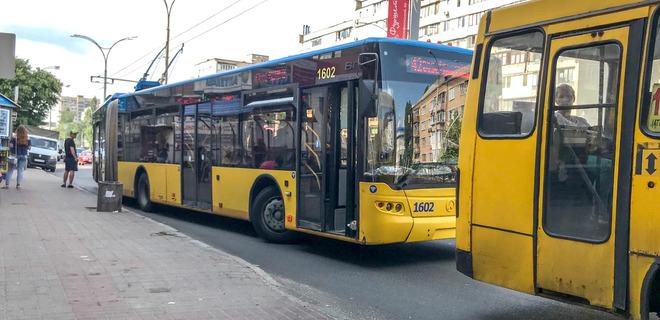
[0,169,333,320]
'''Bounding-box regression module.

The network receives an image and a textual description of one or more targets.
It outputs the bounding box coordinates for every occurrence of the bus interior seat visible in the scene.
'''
[481,111,523,135]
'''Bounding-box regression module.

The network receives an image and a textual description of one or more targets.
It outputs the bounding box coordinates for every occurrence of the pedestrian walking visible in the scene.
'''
[62,131,78,188]
[3,126,31,190]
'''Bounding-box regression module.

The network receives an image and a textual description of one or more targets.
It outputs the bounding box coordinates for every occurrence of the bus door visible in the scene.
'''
[298,82,357,236]
[182,103,214,209]
[537,25,638,309]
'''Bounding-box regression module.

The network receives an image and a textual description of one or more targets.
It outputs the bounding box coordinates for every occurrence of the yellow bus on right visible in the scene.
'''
[457,1,660,319]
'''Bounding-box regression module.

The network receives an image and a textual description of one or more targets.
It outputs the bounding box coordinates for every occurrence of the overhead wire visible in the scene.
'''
[110,0,247,78]
[180,0,270,44]
[116,0,271,81]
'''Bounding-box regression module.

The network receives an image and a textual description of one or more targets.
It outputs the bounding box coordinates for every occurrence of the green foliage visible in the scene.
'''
[441,117,462,162]
[0,59,62,127]
[56,98,97,148]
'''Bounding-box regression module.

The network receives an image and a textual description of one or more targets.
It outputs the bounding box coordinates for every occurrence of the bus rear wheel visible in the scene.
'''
[136,173,155,212]
[251,186,297,243]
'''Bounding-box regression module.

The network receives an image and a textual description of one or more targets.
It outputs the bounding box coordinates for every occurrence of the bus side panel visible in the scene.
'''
[630,148,660,257]
[118,162,140,197]
[212,167,296,223]
[487,0,643,34]
[142,163,167,203]
[165,164,181,205]
[472,226,535,294]
[456,36,485,252]
[472,139,536,235]
[358,182,413,245]
[629,254,657,320]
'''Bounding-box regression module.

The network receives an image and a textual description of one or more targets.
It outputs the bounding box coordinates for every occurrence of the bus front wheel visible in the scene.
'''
[251,186,297,243]
[136,173,155,212]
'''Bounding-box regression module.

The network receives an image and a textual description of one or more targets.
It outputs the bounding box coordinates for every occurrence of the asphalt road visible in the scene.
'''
[58,164,621,320]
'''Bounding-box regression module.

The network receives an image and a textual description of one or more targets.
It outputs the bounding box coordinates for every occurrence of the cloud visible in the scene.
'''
[4,25,88,54]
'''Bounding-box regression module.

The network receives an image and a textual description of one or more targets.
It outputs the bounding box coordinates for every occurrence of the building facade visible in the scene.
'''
[411,75,468,163]
[59,95,97,122]
[300,0,527,51]
[195,54,270,78]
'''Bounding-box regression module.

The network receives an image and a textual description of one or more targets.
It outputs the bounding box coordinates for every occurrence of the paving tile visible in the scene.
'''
[0,170,332,320]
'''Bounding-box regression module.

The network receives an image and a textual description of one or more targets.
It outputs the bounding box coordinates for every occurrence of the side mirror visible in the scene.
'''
[358,53,379,118]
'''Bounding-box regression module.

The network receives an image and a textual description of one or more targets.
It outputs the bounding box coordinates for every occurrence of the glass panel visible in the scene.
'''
[217,116,240,166]
[298,88,327,226]
[544,43,621,242]
[480,32,544,136]
[367,43,472,188]
[644,17,660,134]
[339,87,348,168]
[182,105,196,204]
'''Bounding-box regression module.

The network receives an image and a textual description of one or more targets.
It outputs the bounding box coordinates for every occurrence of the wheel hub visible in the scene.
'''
[263,198,285,232]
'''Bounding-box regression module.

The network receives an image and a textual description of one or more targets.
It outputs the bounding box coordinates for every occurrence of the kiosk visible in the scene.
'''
[0,93,19,177]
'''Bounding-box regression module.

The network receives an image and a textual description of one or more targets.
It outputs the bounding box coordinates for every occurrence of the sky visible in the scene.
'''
[1,0,356,99]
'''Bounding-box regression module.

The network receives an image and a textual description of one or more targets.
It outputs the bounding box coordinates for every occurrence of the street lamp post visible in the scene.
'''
[70,34,137,99]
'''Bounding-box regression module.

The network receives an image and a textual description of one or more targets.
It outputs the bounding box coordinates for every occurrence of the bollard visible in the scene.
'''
[97,181,123,212]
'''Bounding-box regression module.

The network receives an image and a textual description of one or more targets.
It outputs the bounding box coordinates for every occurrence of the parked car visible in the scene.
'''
[27,135,58,172]
[78,150,92,165]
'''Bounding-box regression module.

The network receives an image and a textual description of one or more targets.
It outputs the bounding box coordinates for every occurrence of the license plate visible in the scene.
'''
[34,159,45,163]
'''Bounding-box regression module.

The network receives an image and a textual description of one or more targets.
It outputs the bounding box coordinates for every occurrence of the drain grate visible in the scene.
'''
[85,206,97,211]
[11,203,26,206]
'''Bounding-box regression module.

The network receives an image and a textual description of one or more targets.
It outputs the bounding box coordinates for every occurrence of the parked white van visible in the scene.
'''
[28,135,58,172]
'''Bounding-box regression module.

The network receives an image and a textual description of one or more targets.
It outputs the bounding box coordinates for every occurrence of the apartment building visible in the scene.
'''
[411,75,468,163]
[300,0,526,51]
[60,95,96,122]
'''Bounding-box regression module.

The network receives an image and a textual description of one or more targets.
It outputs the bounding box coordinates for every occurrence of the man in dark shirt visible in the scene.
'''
[62,131,78,188]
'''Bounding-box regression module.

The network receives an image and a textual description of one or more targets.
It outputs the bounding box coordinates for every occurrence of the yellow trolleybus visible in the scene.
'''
[457,1,660,319]
[93,38,471,244]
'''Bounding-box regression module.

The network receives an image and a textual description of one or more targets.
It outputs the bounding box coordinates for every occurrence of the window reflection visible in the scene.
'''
[365,43,472,188]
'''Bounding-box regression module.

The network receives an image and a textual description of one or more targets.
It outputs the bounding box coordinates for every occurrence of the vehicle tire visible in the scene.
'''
[136,173,155,212]
[50,167,56,173]
[250,186,297,243]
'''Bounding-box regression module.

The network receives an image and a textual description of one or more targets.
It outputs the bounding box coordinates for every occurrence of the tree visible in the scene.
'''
[441,117,462,163]
[56,108,75,140]
[0,59,62,127]
[81,106,93,147]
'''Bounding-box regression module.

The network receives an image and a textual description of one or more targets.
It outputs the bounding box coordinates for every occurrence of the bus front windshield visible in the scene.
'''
[364,43,472,189]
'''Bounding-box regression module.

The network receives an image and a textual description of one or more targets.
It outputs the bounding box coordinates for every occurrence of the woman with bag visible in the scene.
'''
[3,126,30,189]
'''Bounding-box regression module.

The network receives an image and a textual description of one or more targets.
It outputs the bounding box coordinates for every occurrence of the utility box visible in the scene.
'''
[97,181,123,212]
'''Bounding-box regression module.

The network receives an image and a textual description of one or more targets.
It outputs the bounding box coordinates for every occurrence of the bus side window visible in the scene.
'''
[478,31,544,137]
[644,15,660,135]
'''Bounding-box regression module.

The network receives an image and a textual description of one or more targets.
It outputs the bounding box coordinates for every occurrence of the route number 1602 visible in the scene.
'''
[317,66,336,80]
[413,202,435,213]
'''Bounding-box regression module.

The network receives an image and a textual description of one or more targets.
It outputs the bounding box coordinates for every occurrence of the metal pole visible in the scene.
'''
[409,0,420,40]
[163,0,176,85]
[71,34,136,99]
[103,54,109,99]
